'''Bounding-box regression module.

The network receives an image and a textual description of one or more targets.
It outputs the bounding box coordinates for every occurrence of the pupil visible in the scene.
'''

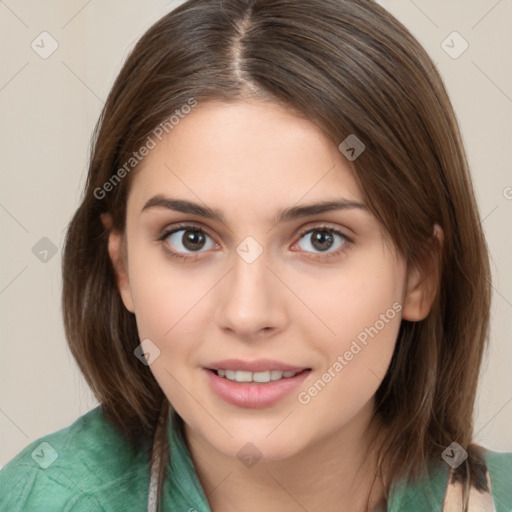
[312,230,333,251]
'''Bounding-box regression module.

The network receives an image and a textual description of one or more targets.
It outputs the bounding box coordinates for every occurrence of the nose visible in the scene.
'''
[215,246,288,340]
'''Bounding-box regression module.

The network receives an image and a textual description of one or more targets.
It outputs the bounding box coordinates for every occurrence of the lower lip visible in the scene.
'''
[204,368,311,409]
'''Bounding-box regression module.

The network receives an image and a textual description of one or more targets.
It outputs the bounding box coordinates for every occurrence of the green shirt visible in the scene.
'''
[1,406,511,511]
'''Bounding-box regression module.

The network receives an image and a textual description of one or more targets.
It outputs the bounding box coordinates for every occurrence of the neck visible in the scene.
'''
[183,401,391,512]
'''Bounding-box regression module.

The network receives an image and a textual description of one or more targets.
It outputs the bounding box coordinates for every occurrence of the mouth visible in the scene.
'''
[203,362,312,409]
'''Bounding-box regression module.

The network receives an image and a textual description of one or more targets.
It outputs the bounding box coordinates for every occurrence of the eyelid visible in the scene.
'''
[296,222,353,243]
[158,222,218,242]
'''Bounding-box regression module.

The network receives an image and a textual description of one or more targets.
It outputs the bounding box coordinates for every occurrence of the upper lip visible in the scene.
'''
[205,359,310,373]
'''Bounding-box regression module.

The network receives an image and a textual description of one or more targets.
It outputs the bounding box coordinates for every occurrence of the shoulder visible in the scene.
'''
[483,447,512,509]
[0,406,151,512]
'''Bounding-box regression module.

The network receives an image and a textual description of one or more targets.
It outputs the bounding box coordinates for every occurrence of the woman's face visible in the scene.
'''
[109,99,428,461]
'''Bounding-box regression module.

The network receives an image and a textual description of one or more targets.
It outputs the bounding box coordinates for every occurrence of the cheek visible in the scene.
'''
[331,277,402,352]
[294,251,403,403]
[126,251,208,409]
[126,251,224,407]
[127,243,209,338]
[296,292,401,430]
[295,253,403,350]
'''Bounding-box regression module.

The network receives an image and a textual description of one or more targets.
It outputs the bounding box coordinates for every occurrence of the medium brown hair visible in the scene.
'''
[61,0,492,509]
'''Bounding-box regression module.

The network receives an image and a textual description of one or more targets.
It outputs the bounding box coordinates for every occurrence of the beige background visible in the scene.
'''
[1,0,511,467]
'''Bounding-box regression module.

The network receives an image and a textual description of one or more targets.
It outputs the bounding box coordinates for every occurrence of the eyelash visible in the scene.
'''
[157,223,352,263]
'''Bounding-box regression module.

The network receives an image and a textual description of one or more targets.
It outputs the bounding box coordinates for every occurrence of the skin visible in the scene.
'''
[104,99,441,511]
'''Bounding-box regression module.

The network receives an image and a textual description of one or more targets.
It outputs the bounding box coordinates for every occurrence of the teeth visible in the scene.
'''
[270,370,283,381]
[216,369,301,383]
[253,371,271,383]
[235,370,253,382]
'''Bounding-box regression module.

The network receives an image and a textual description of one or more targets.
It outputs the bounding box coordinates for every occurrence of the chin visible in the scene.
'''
[218,432,305,463]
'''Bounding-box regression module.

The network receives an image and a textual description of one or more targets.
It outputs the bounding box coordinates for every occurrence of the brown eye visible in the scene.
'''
[181,230,207,251]
[294,225,353,262]
[310,230,335,251]
[161,227,216,254]
[297,227,347,254]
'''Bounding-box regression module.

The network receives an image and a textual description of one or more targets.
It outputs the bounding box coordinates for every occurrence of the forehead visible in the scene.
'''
[127,99,363,217]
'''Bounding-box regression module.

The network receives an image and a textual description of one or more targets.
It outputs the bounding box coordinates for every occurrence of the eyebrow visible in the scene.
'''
[140,194,366,224]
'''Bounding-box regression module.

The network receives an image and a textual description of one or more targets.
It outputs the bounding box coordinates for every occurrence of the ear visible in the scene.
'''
[402,224,444,322]
[101,213,135,313]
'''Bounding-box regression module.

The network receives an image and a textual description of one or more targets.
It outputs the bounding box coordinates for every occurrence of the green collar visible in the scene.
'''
[387,459,450,511]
